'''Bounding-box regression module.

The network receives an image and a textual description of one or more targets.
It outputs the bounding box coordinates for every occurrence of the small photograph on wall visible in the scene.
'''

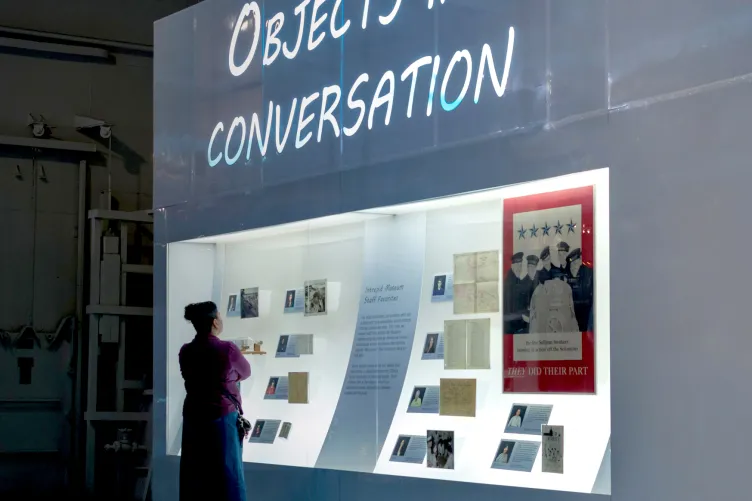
[226,293,240,317]
[251,420,265,439]
[502,186,596,394]
[304,279,327,316]
[406,386,440,414]
[284,288,304,313]
[494,441,515,465]
[431,274,453,302]
[426,430,455,469]
[408,387,426,409]
[284,289,296,309]
[240,287,259,319]
[392,436,410,457]
[423,333,438,355]
[421,332,444,360]
[265,377,279,396]
[276,335,289,355]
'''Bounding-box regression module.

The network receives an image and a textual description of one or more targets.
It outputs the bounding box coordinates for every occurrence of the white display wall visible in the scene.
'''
[165,170,611,494]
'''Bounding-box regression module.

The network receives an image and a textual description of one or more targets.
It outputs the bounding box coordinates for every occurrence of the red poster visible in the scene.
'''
[502,186,595,393]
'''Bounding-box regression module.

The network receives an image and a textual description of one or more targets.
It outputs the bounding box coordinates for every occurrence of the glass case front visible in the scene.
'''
[165,169,610,494]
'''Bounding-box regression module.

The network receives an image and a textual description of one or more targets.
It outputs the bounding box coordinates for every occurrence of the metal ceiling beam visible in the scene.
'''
[0,25,153,57]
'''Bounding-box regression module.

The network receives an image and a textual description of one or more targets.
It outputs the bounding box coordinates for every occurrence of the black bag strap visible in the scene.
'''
[222,388,244,416]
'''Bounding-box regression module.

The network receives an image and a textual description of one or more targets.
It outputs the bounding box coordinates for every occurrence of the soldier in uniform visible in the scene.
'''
[564,248,594,332]
[518,255,540,330]
[537,246,554,285]
[552,241,570,281]
[503,252,528,333]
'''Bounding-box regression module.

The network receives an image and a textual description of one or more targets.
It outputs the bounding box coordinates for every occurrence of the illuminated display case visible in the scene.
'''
[164,170,610,493]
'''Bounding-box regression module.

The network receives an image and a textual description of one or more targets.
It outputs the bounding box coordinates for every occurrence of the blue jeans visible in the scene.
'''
[180,411,246,501]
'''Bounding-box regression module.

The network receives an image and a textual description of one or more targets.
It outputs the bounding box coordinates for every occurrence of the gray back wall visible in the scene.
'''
[153,1,752,500]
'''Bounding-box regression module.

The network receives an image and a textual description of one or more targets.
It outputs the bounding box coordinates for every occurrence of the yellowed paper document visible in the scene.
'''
[439,378,477,417]
[288,372,309,404]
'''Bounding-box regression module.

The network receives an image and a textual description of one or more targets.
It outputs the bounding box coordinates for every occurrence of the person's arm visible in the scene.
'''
[228,343,251,381]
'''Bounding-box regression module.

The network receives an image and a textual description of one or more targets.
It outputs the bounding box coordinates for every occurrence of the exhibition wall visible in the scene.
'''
[154,1,752,501]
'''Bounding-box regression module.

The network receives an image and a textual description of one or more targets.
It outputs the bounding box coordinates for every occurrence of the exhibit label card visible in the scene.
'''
[439,378,476,417]
[283,288,304,313]
[389,435,427,464]
[421,332,444,360]
[248,419,282,444]
[275,334,314,358]
[263,376,289,400]
[504,404,553,435]
[316,214,426,472]
[406,386,439,414]
[279,422,292,439]
[541,425,564,474]
[431,273,453,302]
[491,440,540,472]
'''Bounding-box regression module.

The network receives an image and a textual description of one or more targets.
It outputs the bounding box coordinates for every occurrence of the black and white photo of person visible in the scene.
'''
[226,294,237,313]
[285,290,296,308]
[276,335,289,354]
[495,441,515,464]
[392,436,410,457]
[503,252,529,334]
[554,241,571,280]
[304,280,327,316]
[426,430,454,469]
[564,248,594,332]
[507,406,527,428]
[537,246,554,285]
[240,287,259,319]
[432,275,446,296]
[423,333,438,354]
[519,254,540,327]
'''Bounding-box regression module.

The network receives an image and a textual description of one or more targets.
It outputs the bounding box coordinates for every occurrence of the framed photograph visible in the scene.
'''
[502,186,595,393]
[240,287,259,319]
[304,279,327,316]
[226,293,240,317]
[426,430,454,469]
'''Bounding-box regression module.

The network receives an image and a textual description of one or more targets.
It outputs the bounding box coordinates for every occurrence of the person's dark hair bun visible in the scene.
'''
[184,301,218,334]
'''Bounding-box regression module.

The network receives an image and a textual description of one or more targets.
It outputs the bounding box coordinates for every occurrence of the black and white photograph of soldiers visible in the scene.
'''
[304,279,327,316]
[240,287,259,319]
[505,205,594,334]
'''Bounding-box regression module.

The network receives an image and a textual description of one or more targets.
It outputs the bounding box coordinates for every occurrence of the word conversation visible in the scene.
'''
[208,0,516,167]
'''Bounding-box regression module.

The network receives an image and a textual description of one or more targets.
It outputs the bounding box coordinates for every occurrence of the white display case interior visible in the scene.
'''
[165,168,611,494]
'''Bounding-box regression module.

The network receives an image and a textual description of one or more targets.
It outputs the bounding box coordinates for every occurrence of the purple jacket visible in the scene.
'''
[179,334,251,420]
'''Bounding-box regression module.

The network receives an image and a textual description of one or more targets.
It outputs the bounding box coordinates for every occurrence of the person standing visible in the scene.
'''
[552,241,570,280]
[564,248,594,332]
[179,301,251,501]
[503,252,527,333]
[537,246,554,285]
